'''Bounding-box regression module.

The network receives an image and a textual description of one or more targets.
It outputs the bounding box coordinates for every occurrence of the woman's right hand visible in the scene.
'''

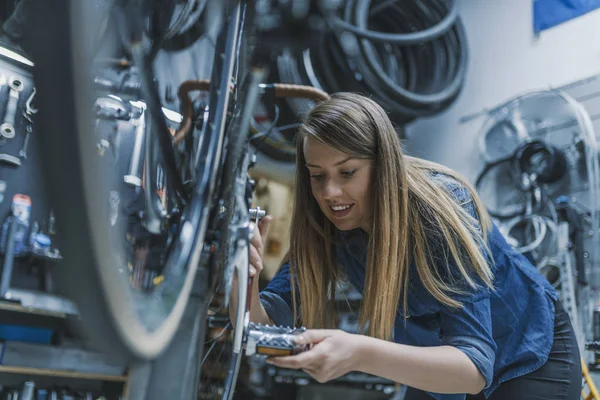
[229,214,274,327]
[250,215,273,280]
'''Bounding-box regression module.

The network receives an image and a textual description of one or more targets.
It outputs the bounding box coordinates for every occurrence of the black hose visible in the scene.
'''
[253,0,469,162]
[331,0,458,44]
[350,0,468,112]
[474,142,561,220]
[474,156,528,220]
[275,0,468,125]
[475,154,514,195]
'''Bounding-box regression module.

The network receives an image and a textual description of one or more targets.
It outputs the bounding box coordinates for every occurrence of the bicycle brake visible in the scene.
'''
[245,323,310,357]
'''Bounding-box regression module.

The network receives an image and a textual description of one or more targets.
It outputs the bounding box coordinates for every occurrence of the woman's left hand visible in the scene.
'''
[266,329,364,383]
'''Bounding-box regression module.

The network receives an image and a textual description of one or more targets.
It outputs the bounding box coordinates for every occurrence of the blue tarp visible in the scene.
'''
[534,0,600,32]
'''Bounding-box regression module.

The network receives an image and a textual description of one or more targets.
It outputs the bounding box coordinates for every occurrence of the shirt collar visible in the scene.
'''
[337,227,368,242]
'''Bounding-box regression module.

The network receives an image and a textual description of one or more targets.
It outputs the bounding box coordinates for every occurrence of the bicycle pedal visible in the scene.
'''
[245,323,309,357]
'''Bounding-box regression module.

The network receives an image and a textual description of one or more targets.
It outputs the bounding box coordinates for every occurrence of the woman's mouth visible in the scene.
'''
[330,203,354,218]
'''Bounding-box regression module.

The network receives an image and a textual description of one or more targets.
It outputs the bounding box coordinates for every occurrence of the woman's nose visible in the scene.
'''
[322,179,343,199]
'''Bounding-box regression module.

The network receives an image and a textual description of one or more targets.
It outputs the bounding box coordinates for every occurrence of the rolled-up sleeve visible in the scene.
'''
[259,263,296,327]
[439,295,497,389]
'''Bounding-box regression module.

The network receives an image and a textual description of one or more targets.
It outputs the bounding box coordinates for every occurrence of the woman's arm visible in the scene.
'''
[269,263,496,395]
[257,262,297,327]
[357,337,486,394]
[268,329,487,395]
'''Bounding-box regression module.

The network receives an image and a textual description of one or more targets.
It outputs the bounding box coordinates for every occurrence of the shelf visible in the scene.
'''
[0,341,126,376]
[3,289,78,316]
[0,365,127,382]
[0,293,78,335]
[0,301,67,318]
[0,290,78,334]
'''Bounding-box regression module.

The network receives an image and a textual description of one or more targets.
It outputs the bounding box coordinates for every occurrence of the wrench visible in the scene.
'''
[0,74,6,144]
[19,124,32,159]
[0,77,24,140]
[22,89,36,125]
[25,88,37,115]
[0,180,6,204]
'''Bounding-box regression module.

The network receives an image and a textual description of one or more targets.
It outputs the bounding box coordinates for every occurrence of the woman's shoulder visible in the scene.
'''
[428,171,474,208]
[408,157,473,203]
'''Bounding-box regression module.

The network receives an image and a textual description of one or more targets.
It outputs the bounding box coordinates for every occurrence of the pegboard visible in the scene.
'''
[0,54,53,292]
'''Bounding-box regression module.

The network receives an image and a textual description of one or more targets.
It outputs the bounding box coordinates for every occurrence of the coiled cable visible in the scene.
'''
[275,0,468,125]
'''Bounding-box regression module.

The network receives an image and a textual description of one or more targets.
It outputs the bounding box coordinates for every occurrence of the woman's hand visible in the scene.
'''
[266,329,364,383]
[250,215,272,279]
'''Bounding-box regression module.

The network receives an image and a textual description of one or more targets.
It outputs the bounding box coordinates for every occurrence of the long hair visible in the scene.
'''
[288,93,493,341]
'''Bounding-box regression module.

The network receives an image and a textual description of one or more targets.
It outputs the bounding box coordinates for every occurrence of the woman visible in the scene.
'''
[244,93,581,399]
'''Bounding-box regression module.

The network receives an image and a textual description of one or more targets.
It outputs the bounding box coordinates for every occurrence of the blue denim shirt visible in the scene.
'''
[260,174,558,399]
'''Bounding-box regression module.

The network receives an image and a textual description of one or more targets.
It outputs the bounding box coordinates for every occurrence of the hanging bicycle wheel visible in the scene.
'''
[475,156,531,220]
[29,0,232,360]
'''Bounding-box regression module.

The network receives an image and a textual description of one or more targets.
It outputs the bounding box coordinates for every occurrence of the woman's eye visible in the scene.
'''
[310,174,324,181]
[341,169,357,178]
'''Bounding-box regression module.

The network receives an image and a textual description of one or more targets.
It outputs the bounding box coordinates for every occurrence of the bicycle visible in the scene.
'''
[27,0,330,398]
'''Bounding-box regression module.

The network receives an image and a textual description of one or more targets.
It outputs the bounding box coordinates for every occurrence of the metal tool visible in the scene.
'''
[246,207,266,318]
[20,380,35,400]
[6,390,20,400]
[0,153,21,167]
[22,89,36,125]
[124,103,146,186]
[23,110,32,123]
[249,207,266,221]
[48,210,56,235]
[0,77,24,139]
[0,180,6,204]
[94,96,130,120]
[0,216,18,298]
[19,124,32,159]
[25,88,37,115]
[0,74,6,145]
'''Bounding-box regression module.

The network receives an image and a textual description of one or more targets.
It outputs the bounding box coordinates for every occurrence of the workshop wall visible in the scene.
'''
[404,0,600,182]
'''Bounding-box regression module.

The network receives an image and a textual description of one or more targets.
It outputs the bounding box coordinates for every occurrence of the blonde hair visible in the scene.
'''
[287,93,494,341]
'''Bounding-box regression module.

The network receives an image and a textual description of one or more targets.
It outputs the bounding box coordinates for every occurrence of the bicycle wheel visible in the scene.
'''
[29,0,233,360]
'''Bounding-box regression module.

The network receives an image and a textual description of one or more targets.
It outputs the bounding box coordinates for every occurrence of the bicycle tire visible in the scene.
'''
[29,0,234,360]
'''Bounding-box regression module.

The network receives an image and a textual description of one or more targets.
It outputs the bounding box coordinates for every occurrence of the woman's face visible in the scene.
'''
[303,137,373,232]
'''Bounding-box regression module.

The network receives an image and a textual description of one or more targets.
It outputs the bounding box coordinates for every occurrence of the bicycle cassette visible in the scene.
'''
[245,323,309,357]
